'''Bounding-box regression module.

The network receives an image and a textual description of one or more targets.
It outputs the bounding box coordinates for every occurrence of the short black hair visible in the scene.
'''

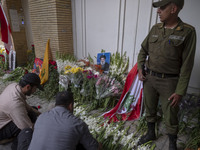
[19,79,34,88]
[55,91,74,107]
[100,55,106,59]
[19,73,43,90]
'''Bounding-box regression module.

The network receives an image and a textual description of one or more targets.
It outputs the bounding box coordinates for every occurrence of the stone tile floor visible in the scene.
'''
[0,80,187,150]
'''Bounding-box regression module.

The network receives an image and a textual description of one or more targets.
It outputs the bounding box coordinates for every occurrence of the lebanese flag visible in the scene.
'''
[0,4,12,53]
[102,63,143,122]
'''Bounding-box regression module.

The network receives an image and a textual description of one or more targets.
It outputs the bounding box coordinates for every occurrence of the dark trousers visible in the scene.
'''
[0,121,21,141]
[0,106,38,150]
[0,110,37,141]
[76,143,86,150]
[16,128,33,150]
[0,107,38,141]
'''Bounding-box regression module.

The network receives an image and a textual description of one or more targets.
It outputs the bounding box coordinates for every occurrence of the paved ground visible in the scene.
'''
[0,79,187,150]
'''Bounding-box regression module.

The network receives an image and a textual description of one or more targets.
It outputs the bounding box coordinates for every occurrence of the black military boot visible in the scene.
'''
[168,134,177,150]
[138,122,156,145]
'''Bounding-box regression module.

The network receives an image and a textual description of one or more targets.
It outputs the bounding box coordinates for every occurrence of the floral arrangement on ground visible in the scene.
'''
[74,103,156,150]
[56,50,129,111]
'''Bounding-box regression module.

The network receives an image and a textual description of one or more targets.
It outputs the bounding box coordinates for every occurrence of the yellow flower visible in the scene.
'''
[2,49,5,54]
[75,67,83,73]
[77,67,84,72]
[74,68,79,73]
[66,67,84,74]
[71,68,77,73]
[64,70,70,74]
[65,65,72,70]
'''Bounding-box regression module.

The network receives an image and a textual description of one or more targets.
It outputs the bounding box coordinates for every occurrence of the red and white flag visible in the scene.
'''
[0,4,13,53]
[102,63,143,122]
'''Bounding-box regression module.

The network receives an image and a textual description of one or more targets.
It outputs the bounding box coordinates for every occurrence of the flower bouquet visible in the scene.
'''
[95,75,123,100]
[56,51,77,74]
[80,70,98,101]
[64,65,84,88]
[0,45,8,72]
[109,52,129,78]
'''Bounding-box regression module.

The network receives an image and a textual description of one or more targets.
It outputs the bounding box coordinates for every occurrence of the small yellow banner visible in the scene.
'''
[39,39,50,84]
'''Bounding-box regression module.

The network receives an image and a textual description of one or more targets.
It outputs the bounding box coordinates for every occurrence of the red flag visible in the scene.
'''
[0,4,13,53]
[102,63,143,122]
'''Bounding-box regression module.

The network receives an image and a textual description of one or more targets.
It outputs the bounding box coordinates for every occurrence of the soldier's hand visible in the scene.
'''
[138,69,146,81]
[168,93,182,107]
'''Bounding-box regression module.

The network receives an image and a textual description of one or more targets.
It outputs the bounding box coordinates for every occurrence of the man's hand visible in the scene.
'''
[168,93,182,107]
[138,69,146,81]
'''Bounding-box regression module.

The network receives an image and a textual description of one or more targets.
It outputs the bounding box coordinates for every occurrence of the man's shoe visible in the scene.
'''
[138,122,156,145]
[168,134,177,150]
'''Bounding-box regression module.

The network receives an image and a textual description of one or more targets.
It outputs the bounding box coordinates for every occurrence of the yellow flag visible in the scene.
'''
[39,39,50,84]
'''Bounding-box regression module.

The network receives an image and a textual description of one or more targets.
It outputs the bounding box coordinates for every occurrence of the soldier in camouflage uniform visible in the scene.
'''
[137,0,196,149]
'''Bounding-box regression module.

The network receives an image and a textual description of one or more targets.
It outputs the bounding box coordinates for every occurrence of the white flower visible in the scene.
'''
[127,136,140,149]
[56,59,78,74]
[85,67,93,71]
[73,104,146,150]
[112,141,116,145]
[120,135,127,145]
[94,72,100,76]
[137,144,151,150]
[76,61,85,67]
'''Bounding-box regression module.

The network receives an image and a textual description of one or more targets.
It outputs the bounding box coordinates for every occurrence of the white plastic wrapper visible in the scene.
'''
[9,48,16,70]
[59,75,70,90]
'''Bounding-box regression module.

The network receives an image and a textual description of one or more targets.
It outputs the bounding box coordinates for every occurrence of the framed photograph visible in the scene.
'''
[97,52,111,73]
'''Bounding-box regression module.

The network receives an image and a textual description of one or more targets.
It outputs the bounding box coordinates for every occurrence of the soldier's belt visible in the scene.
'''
[146,68,179,78]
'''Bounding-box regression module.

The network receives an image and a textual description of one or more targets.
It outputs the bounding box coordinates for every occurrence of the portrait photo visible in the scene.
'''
[97,52,111,73]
